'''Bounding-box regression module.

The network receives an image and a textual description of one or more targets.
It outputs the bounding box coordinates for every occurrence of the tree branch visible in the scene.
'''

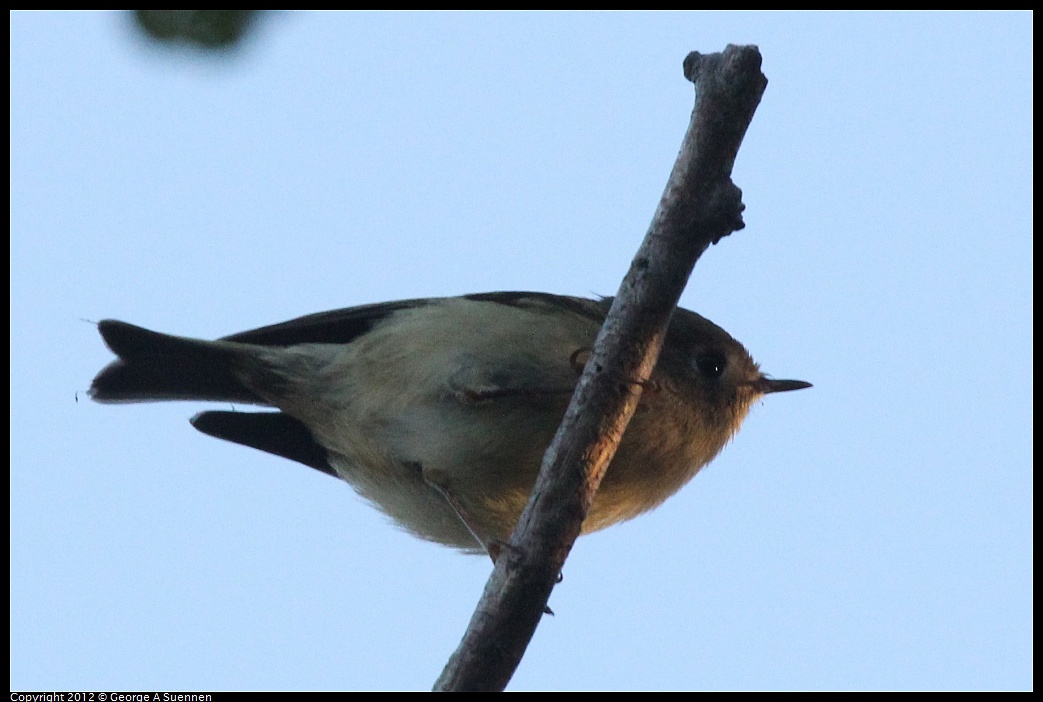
[434,45,768,692]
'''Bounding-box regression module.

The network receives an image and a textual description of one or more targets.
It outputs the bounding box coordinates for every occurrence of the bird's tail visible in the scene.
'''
[89,320,263,404]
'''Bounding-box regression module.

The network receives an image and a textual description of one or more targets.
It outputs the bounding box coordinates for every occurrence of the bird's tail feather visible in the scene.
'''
[89,320,263,404]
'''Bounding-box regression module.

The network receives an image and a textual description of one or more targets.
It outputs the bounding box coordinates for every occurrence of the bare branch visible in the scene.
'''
[434,45,768,692]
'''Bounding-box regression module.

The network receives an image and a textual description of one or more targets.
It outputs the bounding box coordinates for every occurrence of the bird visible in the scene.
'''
[89,292,810,554]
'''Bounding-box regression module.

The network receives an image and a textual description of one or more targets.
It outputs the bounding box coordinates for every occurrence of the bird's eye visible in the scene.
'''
[694,353,727,379]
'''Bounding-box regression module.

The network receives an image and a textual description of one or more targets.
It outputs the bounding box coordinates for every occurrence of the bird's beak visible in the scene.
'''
[755,377,813,394]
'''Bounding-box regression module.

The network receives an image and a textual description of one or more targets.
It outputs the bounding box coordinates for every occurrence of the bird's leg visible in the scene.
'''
[413,462,557,614]
[571,346,660,394]
[412,462,501,561]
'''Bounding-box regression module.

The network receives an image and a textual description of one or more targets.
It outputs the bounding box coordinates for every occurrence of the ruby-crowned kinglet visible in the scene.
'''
[90,292,810,553]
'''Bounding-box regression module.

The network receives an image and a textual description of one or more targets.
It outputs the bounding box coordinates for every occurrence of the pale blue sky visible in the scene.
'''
[11,11,1032,691]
